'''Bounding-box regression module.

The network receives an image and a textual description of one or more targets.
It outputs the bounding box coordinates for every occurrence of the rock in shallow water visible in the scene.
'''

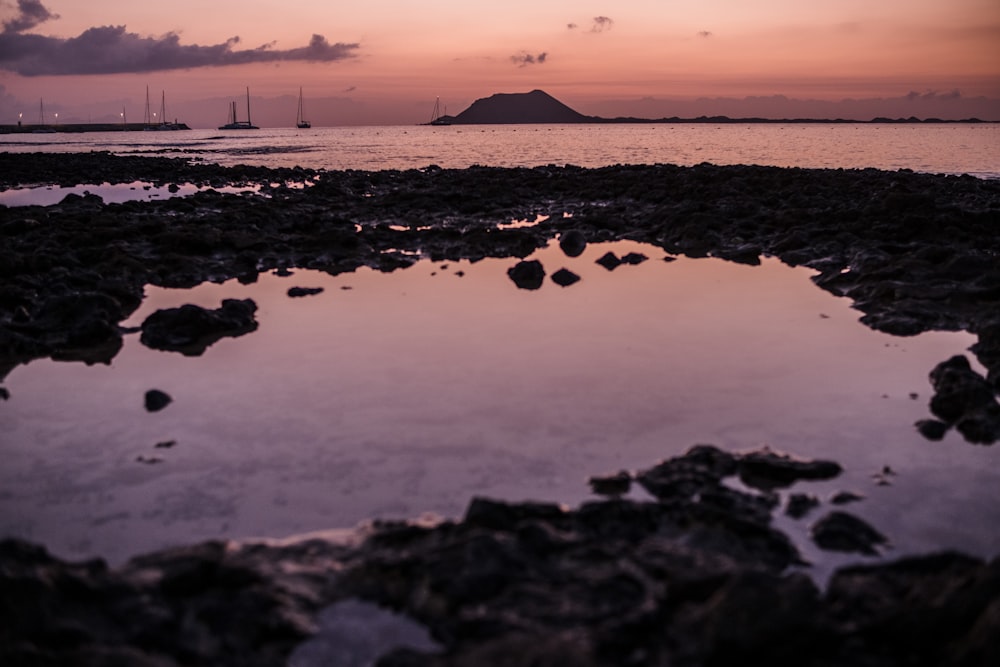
[144,389,172,412]
[506,260,546,290]
[139,299,258,356]
[811,510,888,555]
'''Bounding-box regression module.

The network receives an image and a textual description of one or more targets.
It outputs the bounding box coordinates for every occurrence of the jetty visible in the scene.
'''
[0,122,191,134]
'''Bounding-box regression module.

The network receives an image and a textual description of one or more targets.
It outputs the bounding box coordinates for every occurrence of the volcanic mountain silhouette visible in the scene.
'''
[442,90,593,124]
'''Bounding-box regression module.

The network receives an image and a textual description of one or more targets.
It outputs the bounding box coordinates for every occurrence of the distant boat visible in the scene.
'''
[429,97,451,126]
[32,98,56,133]
[219,87,259,130]
[145,88,184,131]
[296,87,311,129]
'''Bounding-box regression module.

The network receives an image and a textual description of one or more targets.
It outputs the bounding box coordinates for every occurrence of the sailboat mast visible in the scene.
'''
[246,87,251,126]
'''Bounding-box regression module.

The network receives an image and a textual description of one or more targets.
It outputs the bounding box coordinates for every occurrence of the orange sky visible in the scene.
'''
[1,0,998,125]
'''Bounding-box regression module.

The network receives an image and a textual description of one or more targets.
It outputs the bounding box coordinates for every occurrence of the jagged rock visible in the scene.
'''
[595,251,621,270]
[811,511,888,555]
[139,299,258,356]
[737,448,842,490]
[144,389,172,412]
[587,470,632,496]
[506,260,546,290]
[916,418,950,440]
[551,268,580,287]
[926,355,1000,444]
[786,493,820,519]
[287,286,324,298]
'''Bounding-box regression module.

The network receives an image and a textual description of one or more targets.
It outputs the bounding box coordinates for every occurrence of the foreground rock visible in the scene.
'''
[139,299,258,356]
[920,355,1000,444]
[2,445,996,666]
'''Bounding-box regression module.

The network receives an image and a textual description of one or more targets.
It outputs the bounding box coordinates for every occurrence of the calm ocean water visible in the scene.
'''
[2,123,998,178]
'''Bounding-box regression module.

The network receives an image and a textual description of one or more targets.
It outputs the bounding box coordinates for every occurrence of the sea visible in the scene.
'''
[1,122,998,177]
[1,124,999,585]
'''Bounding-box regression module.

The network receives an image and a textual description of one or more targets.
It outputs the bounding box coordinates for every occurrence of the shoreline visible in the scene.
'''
[1,153,999,664]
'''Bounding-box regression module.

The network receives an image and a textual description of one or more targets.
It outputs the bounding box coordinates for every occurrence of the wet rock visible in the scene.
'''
[587,470,632,496]
[3,442,999,666]
[558,230,587,257]
[595,251,621,270]
[926,355,1000,444]
[929,356,996,422]
[916,418,950,441]
[636,444,736,501]
[620,252,648,265]
[811,511,888,555]
[785,493,820,519]
[551,268,580,287]
[0,387,8,400]
[139,299,258,356]
[287,286,324,298]
[825,552,1000,666]
[737,448,842,490]
[506,260,545,290]
[144,389,172,412]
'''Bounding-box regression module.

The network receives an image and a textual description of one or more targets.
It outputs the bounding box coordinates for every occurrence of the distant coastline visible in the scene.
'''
[0,122,191,134]
[423,116,995,125]
[428,89,995,126]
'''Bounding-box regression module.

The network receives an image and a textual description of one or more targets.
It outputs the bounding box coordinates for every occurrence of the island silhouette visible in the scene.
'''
[429,89,988,125]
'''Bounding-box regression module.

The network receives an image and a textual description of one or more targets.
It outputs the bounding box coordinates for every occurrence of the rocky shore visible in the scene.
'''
[1,152,999,664]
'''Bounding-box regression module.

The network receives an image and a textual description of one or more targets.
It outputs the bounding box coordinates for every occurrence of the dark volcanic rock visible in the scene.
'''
[785,493,820,519]
[144,389,172,412]
[139,299,258,356]
[287,286,324,298]
[916,418,950,440]
[587,470,632,496]
[558,230,587,257]
[595,251,622,270]
[738,448,843,489]
[1,443,998,666]
[506,260,546,290]
[925,355,1000,444]
[825,552,1000,666]
[811,511,889,555]
[551,268,581,287]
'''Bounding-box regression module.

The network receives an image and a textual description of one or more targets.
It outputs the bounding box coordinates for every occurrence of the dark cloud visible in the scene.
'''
[697,30,713,38]
[0,2,358,76]
[591,16,614,33]
[510,51,547,67]
[344,85,357,93]
[2,0,58,34]
[567,23,578,30]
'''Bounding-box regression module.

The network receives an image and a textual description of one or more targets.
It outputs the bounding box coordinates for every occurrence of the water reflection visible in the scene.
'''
[0,240,997,569]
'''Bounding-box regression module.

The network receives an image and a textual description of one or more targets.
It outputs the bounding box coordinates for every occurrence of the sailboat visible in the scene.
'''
[218,87,259,130]
[32,98,56,133]
[144,88,183,131]
[428,97,451,126]
[296,87,311,129]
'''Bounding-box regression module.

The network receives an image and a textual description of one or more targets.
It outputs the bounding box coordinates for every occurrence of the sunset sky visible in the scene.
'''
[1,0,998,126]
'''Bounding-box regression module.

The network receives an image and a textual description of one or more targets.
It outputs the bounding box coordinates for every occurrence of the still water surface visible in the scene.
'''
[2,123,998,177]
[1,240,997,575]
